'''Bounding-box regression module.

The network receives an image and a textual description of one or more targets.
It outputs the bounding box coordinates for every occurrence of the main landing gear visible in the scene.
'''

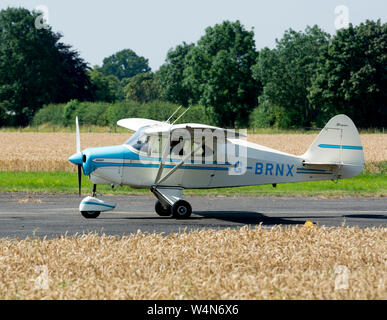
[78,185,192,220]
[151,186,192,219]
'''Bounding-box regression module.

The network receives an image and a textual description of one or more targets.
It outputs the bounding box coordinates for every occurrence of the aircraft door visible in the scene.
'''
[182,136,215,188]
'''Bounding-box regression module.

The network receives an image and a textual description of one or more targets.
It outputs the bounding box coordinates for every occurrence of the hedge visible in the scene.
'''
[32,100,216,127]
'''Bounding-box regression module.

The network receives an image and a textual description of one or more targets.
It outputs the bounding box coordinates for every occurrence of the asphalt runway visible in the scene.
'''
[0,193,386,239]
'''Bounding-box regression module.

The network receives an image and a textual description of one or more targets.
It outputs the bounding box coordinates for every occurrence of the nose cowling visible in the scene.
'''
[71,145,128,176]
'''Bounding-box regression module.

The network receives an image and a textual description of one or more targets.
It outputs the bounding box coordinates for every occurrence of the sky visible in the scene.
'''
[1,0,386,71]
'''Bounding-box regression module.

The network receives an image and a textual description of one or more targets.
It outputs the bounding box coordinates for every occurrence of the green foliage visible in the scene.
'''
[32,103,66,126]
[252,26,330,128]
[105,100,145,126]
[249,103,293,129]
[0,100,13,126]
[249,105,275,128]
[2,10,386,130]
[98,49,151,80]
[76,102,110,126]
[0,7,93,126]
[88,69,121,102]
[62,99,109,126]
[140,100,178,122]
[123,72,160,103]
[63,100,80,126]
[308,20,387,127]
[178,105,215,126]
[157,42,194,106]
[183,21,260,127]
[32,100,215,128]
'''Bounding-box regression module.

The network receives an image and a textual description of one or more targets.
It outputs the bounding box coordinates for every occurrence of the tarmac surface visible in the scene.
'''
[0,193,386,239]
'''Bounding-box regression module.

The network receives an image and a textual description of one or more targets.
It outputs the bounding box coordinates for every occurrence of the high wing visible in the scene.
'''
[143,123,247,138]
[117,118,165,132]
[117,118,247,137]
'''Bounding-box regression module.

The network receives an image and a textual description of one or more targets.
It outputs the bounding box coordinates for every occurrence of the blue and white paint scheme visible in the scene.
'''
[68,114,364,219]
[79,196,116,213]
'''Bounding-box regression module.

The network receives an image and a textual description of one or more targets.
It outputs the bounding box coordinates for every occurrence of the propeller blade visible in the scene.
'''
[77,164,82,197]
[76,116,81,154]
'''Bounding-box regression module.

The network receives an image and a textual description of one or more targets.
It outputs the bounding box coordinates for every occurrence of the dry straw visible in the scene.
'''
[0,133,386,172]
[0,226,385,300]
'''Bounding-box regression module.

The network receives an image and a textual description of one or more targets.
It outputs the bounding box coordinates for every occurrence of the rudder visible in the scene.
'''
[302,115,364,179]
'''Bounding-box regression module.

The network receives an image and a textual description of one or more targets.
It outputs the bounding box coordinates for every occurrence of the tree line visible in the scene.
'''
[0,7,386,129]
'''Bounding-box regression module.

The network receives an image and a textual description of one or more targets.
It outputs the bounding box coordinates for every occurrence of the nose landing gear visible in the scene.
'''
[79,184,116,219]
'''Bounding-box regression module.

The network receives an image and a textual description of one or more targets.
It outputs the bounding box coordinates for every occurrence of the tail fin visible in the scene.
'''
[302,114,364,179]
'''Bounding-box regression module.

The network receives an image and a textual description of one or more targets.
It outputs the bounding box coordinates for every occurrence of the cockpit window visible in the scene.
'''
[125,127,150,152]
[125,128,216,160]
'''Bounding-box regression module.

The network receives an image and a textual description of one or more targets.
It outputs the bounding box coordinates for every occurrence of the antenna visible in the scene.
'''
[172,105,191,125]
[165,105,182,124]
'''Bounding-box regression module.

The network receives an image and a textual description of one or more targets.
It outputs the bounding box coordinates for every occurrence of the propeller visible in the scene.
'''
[68,116,83,197]
[75,116,82,197]
[76,116,81,154]
[77,162,82,197]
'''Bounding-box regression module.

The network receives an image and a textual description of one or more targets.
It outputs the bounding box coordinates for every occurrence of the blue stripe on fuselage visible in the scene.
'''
[93,162,229,171]
[82,145,231,174]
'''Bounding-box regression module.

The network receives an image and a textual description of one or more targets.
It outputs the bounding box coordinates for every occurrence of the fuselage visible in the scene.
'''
[74,139,354,190]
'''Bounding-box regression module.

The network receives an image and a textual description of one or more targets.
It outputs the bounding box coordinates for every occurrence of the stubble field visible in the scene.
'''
[0,132,386,172]
[0,226,385,300]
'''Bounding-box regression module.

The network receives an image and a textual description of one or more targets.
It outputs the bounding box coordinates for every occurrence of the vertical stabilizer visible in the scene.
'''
[302,115,364,178]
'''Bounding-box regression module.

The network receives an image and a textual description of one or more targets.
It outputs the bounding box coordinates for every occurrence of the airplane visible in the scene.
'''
[68,111,364,219]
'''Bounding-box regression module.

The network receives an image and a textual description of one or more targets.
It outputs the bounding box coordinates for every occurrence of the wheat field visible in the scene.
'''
[0,226,385,300]
[0,132,385,172]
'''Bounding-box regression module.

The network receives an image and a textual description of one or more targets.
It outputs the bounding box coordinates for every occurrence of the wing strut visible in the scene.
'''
[154,140,203,187]
[154,131,172,184]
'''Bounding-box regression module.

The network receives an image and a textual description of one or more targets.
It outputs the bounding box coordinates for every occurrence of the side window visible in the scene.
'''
[148,135,162,156]
[192,137,214,162]
[170,137,185,157]
[134,135,150,153]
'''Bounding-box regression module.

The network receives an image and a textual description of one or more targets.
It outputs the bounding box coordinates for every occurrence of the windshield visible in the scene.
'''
[125,127,150,152]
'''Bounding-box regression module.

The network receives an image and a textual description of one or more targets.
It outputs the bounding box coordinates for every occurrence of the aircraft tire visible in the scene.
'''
[155,200,171,216]
[171,200,192,219]
[81,211,101,219]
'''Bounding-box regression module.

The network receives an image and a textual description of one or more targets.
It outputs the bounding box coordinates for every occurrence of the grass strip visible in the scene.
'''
[0,171,386,197]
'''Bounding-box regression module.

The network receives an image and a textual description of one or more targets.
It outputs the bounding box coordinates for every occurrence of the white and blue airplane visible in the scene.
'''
[69,113,364,219]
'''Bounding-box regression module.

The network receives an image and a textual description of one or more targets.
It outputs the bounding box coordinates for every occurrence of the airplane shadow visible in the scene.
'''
[342,214,387,220]
[192,211,305,226]
[99,210,305,226]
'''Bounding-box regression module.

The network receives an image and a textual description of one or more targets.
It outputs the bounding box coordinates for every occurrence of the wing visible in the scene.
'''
[117,118,165,132]
[144,123,247,137]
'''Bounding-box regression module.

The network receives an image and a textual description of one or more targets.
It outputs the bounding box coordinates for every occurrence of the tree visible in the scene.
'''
[308,20,387,127]
[252,25,330,128]
[157,42,194,106]
[98,49,151,81]
[89,68,121,102]
[183,21,260,127]
[123,72,160,103]
[0,7,93,126]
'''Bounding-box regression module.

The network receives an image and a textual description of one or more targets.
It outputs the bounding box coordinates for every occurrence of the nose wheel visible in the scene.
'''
[79,185,116,219]
[81,211,101,219]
